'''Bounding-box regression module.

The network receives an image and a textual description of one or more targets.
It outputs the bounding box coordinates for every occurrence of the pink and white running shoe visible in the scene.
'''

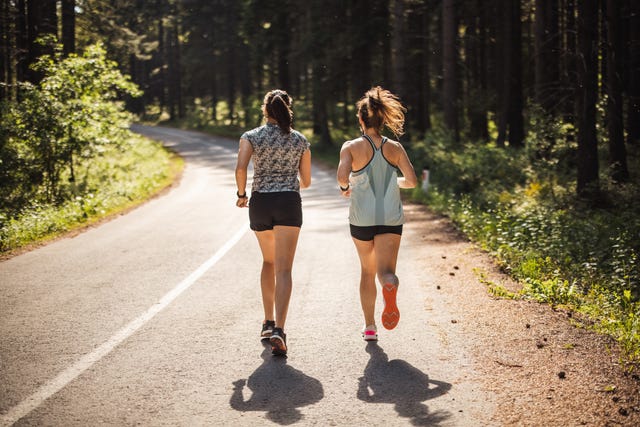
[362,325,378,341]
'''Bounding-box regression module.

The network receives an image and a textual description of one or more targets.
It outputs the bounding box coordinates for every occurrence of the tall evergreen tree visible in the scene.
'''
[26,0,57,83]
[61,0,75,56]
[535,0,560,112]
[497,0,524,147]
[576,0,600,197]
[442,0,458,141]
[627,0,640,145]
[606,0,629,182]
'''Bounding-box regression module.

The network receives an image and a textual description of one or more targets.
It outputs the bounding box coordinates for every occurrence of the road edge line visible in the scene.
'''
[0,222,249,426]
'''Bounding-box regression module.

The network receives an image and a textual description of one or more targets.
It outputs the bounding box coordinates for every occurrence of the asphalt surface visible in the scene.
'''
[0,125,491,426]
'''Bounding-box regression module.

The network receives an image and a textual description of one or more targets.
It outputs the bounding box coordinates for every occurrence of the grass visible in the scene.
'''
[412,133,640,368]
[0,132,182,256]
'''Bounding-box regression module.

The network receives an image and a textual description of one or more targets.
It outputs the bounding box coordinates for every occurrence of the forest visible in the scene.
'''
[1,1,639,361]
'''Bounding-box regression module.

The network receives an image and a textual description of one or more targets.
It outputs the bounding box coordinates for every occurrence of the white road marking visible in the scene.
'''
[0,223,249,426]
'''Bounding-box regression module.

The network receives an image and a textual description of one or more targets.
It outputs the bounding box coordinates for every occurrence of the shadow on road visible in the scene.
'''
[229,342,324,425]
[358,342,452,426]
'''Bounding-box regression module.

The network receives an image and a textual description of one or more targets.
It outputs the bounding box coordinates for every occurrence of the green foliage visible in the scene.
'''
[407,126,528,208]
[0,43,141,216]
[0,43,176,254]
[0,135,180,253]
[411,112,640,364]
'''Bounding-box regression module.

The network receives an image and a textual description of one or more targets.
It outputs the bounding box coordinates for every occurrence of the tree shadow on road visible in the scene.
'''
[229,342,324,425]
[358,342,452,426]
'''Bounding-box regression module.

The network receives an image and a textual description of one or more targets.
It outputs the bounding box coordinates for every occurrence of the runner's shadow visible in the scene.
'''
[230,342,324,425]
[358,342,452,426]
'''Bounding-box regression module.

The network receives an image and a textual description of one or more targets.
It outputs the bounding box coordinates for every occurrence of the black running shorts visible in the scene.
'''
[249,191,303,231]
[349,224,403,241]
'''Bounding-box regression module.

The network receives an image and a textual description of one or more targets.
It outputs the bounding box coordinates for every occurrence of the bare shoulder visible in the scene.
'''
[342,136,363,148]
[382,138,407,159]
[384,138,404,150]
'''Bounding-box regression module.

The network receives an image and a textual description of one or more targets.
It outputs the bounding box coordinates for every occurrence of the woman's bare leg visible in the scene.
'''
[272,225,301,329]
[373,233,401,286]
[352,238,377,327]
[254,230,275,322]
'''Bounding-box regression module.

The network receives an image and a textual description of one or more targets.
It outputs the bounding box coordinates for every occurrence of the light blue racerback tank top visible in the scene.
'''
[348,135,404,226]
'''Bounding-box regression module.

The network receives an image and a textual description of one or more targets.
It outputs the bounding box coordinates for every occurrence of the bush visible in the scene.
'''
[0,42,141,216]
[410,114,640,363]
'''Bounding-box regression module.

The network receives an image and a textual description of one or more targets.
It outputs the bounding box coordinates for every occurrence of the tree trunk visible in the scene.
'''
[61,0,75,56]
[225,2,237,124]
[391,0,407,103]
[0,0,7,101]
[410,2,431,134]
[627,0,640,144]
[466,0,489,141]
[576,0,600,197]
[562,0,577,120]
[442,0,458,141]
[16,0,27,86]
[605,0,628,182]
[497,0,524,147]
[421,5,432,133]
[275,6,291,91]
[535,0,560,112]
[26,0,56,83]
[167,11,183,121]
[350,0,372,101]
[157,11,166,115]
[508,0,525,147]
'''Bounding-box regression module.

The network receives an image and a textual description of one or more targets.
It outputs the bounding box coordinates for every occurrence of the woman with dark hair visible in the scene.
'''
[235,89,311,356]
[337,86,417,342]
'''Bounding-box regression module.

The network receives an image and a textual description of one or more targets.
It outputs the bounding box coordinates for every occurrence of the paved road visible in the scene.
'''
[0,125,490,426]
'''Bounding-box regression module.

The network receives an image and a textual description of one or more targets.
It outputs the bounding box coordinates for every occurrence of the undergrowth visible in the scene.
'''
[408,119,640,367]
[0,134,181,254]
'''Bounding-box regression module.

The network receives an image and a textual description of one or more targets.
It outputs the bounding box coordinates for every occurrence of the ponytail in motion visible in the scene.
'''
[263,89,294,133]
[356,86,406,137]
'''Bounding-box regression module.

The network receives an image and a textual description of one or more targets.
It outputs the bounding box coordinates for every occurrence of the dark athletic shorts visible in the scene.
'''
[350,224,403,241]
[249,191,302,231]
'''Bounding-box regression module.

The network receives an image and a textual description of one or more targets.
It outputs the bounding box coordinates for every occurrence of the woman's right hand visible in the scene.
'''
[236,197,248,208]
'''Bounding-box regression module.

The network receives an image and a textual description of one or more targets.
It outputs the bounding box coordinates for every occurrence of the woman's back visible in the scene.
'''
[241,123,308,193]
[349,135,404,227]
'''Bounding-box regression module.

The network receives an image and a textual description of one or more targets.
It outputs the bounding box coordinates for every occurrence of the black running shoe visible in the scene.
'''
[261,320,275,340]
[270,327,287,356]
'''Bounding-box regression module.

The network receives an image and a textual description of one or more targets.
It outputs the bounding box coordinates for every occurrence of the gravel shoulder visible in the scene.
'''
[402,203,640,426]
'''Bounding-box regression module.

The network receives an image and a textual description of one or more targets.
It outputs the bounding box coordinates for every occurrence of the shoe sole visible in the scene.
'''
[381,283,399,330]
[270,335,287,356]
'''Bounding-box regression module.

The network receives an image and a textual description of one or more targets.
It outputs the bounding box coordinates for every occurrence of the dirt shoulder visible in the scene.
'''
[403,203,640,426]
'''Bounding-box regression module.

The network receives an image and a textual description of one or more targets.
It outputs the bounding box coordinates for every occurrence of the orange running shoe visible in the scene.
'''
[381,283,400,330]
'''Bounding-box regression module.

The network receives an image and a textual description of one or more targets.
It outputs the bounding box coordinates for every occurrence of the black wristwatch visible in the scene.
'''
[339,184,350,191]
[237,191,247,198]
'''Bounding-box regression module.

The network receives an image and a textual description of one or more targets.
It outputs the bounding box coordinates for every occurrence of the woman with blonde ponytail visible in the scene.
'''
[337,86,417,341]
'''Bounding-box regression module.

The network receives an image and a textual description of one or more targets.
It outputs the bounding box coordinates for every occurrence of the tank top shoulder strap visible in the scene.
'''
[362,134,379,151]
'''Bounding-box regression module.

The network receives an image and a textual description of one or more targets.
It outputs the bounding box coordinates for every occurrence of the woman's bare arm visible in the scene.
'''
[298,148,312,189]
[392,142,418,189]
[235,138,253,206]
[337,142,353,196]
